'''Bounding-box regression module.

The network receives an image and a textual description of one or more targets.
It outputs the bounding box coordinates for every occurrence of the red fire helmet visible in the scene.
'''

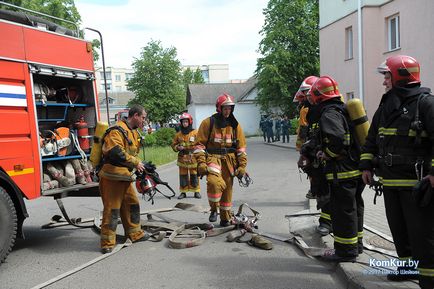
[377,55,420,87]
[309,76,341,105]
[216,93,235,113]
[179,112,193,125]
[299,76,319,92]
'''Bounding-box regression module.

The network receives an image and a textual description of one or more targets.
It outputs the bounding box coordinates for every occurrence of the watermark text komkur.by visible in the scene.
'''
[363,258,419,276]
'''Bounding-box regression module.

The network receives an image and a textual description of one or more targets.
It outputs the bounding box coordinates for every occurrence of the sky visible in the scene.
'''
[75,0,269,80]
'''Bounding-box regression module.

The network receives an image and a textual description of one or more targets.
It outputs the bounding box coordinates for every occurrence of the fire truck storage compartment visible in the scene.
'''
[32,67,99,197]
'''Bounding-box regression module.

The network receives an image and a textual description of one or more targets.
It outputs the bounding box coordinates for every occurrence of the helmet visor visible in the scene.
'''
[377,61,389,74]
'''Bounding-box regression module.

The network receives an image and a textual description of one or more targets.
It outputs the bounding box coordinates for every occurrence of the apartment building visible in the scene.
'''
[319,0,434,118]
[181,64,230,83]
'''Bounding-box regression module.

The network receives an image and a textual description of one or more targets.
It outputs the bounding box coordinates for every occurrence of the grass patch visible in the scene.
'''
[138,146,177,166]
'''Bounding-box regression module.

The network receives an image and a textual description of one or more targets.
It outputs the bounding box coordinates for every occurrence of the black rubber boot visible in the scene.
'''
[177,193,186,200]
[209,211,217,222]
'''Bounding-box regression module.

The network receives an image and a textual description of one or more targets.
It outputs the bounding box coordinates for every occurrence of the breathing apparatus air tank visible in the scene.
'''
[90,121,109,167]
[346,98,370,146]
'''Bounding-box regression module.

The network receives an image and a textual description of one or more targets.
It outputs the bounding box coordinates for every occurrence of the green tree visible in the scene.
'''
[182,67,194,89]
[127,40,185,124]
[1,0,81,31]
[182,67,204,89]
[192,68,205,84]
[255,0,319,117]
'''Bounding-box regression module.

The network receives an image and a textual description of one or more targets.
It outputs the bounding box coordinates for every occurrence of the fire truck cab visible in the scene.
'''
[0,8,101,263]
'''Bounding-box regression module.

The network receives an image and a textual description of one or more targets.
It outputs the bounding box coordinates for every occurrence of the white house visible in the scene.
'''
[187,77,261,136]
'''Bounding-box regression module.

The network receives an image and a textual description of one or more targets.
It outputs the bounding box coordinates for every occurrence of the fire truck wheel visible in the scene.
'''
[0,187,17,264]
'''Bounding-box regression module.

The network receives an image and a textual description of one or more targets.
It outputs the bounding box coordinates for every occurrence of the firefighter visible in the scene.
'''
[295,90,310,152]
[171,112,201,199]
[308,76,365,262]
[297,76,332,236]
[98,104,147,254]
[295,76,318,199]
[194,93,247,227]
[360,55,434,288]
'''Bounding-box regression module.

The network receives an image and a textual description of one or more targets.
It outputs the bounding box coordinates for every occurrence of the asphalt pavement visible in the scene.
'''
[0,136,421,289]
[265,135,420,289]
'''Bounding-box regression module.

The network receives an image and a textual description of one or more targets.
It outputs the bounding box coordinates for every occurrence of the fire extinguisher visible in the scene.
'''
[75,116,90,153]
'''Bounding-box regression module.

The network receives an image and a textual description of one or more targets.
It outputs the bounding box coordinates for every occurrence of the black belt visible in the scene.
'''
[379,153,426,167]
[206,148,236,155]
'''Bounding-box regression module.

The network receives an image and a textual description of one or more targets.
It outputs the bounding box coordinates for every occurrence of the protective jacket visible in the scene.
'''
[316,100,361,182]
[296,102,310,151]
[99,120,142,181]
[194,113,247,220]
[171,128,198,168]
[172,127,200,194]
[316,99,364,257]
[195,113,247,178]
[98,120,144,250]
[359,86,434,187]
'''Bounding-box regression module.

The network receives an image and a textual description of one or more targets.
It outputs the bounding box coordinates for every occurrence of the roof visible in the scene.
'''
[187,77,256,105]
[98,91,135,106]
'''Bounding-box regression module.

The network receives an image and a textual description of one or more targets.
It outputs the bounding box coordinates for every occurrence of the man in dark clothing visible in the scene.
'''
[259,116,267,142]
[274,116,281,141]
[359,55,434,288]
[309,76,365,262]
[265,116,274,143]
[302,102,333,236]
[281,116,291,143]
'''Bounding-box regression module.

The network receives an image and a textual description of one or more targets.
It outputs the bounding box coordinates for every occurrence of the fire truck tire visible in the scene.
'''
[0,187,17,264]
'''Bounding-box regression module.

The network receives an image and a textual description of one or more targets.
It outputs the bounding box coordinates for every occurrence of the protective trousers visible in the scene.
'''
[330,179,364,257]
[383,188,434,288]
[99,176,144,249]
[206,158,234,222]
[319,202,332,229]
[179,166,200,193]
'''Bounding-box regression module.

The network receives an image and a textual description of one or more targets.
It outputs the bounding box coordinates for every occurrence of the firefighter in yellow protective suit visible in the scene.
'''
[295,89,310,152]
[194,93,247,227]
[171,112,201,199]
[98,105,147,254]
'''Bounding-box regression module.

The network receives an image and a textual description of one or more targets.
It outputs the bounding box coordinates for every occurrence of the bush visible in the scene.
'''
[290,118,299,134]
[143,133,156,146]
[153,127,176,146]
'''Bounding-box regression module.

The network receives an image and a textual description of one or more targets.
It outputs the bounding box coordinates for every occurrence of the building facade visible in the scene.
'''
[187,77,260,136]
[95,66,134,93]
[319,0,434,118]
[182,64,230,83]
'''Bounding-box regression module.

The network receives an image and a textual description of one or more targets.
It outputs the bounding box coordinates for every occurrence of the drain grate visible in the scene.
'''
[366,235,396,251]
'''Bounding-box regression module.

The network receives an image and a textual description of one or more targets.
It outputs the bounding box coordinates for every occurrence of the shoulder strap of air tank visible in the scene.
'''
[205,116,215,147]
[101,125,133,146]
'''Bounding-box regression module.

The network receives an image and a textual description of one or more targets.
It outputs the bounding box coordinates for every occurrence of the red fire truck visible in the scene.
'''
[0,7,102,264]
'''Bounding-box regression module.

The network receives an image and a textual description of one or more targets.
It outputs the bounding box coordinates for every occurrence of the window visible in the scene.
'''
[115,74,121,81]
[387,14,400,51]
[115,86,122,92]
[100,71,112,80]
[201,70,209,83]
[125,73,134,80]
[99,84,111,91]
[345,26,353,60]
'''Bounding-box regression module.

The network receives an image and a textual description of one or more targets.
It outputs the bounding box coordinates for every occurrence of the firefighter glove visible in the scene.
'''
[198,163,208,176]
[236,167,246,179]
